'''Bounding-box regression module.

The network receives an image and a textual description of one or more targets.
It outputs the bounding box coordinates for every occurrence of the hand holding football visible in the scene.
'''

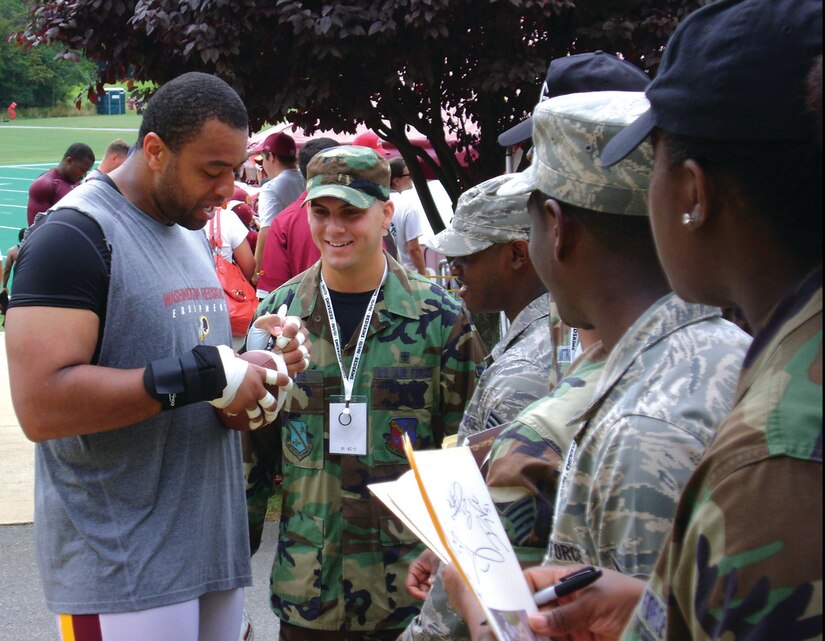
[216,350,289,431]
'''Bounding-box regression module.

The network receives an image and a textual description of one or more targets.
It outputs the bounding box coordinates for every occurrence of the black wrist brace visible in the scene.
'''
[143,345,227,410]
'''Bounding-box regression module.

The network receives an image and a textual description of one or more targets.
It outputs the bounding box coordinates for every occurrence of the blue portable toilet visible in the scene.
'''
[97,88,126,115]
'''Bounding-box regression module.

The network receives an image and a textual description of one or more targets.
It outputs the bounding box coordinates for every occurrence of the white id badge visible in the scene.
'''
[329,395,368,455]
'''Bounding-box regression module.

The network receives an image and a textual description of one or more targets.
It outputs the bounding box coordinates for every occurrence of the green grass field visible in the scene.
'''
[0,114,143,164]
[0,114,143,256]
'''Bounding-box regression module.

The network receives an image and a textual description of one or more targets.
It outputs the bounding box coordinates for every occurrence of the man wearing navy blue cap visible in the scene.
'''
[497,50,649,148]
[399,52,652,641]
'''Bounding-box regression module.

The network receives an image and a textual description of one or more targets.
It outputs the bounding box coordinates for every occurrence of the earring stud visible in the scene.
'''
[682,212,694,226]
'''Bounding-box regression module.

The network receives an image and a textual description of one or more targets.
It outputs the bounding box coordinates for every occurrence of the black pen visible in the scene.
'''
[533,566,603,606]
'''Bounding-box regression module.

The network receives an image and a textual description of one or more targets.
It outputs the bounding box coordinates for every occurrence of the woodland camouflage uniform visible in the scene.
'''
[248,254,485,634]
[623,271,823,640]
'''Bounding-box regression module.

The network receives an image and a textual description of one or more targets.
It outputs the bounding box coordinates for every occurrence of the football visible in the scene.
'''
[216,350,288,431]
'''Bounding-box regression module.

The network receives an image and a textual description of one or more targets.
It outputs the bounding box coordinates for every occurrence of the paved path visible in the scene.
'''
[0,337,34,525]
[0,335,280,640]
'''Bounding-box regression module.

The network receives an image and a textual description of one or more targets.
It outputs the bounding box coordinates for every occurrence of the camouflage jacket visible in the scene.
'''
[457,293,556,442]
[401,342,607,641]
[623,272,822,641]
[545,293,751,578]
[250,254,485,633]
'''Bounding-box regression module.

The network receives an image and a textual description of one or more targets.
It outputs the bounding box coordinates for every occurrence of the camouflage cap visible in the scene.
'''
[429,174,531,257]
[303,145,391,209]
[499,91,652,216]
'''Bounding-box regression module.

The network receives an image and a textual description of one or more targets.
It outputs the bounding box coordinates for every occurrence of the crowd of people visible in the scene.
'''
[3,0,821,640]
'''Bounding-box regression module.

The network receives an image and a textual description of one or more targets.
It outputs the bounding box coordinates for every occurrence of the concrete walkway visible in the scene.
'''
[0,335,34,525]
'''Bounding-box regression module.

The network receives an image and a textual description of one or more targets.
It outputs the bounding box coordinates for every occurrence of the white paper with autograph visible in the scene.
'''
[372,437,542,641]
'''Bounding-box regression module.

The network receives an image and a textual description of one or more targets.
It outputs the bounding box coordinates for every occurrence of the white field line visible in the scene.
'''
[0,126,138,132]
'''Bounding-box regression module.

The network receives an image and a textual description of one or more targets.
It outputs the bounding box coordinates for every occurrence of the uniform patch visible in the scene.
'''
[634,588,667,641]
[285,418,313,460]
[548,538,589,565]
[385,417,418,457]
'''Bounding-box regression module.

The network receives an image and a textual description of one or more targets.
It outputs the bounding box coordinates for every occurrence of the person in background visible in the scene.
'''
[256,137,340,295]
[434,174,558,442]
[253,132,305,297]
[5,71,305,641]
[94,138,131,176]
[352,130,392,155]
[388,157,430,275]
[26,142,95,225]
[246,145,485,641]
[2,228,26,298]
[400,173,560,641]
[205,200,256,350]
[227,198,259,254]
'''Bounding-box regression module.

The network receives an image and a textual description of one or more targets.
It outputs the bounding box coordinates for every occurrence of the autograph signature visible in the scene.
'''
[447,481,507,585]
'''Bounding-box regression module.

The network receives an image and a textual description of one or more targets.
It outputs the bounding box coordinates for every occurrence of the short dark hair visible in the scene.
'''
[389,157,408,180]
[64,143,94,163]
[529,189,660,264]
[298,137,340,178]
[660,129,822,269]
[137,72,248,151]
[267,151,298,166]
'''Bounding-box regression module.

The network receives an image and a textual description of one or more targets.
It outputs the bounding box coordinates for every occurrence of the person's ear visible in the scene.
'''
[381,199,395,232]
[142,133,168,172]
[679,159,721,231]
[509,239,531,270]
[546,199,572,262]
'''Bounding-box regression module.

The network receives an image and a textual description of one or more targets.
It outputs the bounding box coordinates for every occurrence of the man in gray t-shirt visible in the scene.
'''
[5,72,306,641]
[253,132,306,298]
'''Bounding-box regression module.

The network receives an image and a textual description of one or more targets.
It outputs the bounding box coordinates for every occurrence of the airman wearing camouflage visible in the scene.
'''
[498,91,751,578]
[247,145,485,640]
[427,173,558,444]
[601,0,823,637]
[402,340,607,640]
[448,2,822,638]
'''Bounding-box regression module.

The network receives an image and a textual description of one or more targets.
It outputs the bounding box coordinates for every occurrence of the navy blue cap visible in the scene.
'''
[498,51,650,147]
[602,0,823,167]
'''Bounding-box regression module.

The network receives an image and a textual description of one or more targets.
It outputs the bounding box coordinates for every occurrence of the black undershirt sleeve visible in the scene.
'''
[9,208,111,360]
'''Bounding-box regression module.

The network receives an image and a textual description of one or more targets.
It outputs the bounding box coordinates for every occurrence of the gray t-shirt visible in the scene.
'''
[26,180,251,614]
[258,167,305,227]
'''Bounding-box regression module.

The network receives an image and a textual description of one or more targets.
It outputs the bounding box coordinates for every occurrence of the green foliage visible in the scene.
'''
[15,0,703,227]
[1,0,94,109]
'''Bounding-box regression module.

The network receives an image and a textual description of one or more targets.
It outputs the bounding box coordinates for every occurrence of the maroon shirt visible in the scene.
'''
[27,167,78,225]
[257,191,319,294]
